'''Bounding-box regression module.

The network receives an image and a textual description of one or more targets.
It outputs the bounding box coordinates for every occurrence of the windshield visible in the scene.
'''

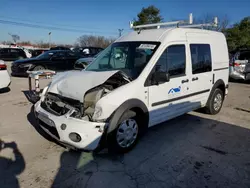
[36,51,54,59]
[85,42,160,79]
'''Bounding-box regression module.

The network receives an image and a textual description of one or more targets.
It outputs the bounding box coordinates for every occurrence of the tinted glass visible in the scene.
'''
[0,48,9,53]
[238,51,250,60]
[53,52,65,58]
[37,51,55,59]
[155,45,186,77]
[67,51,76,57]
[190,44,212,74]
[10,49,19,53]
[90,48,97,54]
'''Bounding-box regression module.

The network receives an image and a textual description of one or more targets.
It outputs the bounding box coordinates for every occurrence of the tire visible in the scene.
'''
[33,65,45,71]
[205,88,224,115]
[107,110,140,153]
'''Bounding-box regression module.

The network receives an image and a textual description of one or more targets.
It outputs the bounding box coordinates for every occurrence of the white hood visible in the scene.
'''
[48,70,119,102]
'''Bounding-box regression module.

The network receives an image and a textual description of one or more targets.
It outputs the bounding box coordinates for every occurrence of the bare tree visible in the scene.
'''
[76,35,116,48]
[8,33,20,43]
[1,41,12,45]
[35,40,52,48]
[194,14,229,32]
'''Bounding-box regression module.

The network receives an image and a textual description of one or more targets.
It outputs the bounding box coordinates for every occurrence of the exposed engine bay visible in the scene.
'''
[41,71,130,121]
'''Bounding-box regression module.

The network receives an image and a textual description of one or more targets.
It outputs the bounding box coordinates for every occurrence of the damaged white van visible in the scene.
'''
[34,16,229,152]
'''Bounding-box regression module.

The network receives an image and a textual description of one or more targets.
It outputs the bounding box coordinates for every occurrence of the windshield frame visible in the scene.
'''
[85,41,160,79]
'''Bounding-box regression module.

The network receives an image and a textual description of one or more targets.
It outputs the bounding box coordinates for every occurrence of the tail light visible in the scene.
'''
[233,62,240,67]
[0,64,7,70]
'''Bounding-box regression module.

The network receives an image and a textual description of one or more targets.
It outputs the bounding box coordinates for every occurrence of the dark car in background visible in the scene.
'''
[0,48,27,61]
[11,50,81,76]
[72,47,103,57]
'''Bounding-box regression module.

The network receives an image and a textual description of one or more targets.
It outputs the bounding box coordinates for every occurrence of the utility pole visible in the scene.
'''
[48,32,51,48]
[118,29,124,37]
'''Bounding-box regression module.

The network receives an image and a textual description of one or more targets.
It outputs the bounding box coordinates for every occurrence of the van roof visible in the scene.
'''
[116,28,224,43]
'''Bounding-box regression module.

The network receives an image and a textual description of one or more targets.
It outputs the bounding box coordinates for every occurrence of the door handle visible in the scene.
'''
[181,79,189,83]
[192,77,199,81]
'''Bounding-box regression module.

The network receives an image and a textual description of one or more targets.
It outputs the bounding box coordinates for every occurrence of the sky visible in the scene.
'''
[0,0,250,45]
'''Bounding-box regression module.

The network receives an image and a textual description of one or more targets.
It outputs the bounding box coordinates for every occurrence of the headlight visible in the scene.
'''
[92,106,102,120]
[19,64,32,68]
[40,82,51,98]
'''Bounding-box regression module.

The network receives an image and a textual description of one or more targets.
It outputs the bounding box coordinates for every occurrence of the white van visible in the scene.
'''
[34,17,229,152]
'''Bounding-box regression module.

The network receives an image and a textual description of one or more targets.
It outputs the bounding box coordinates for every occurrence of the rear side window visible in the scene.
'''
[10,49,19,53]
[190,44,212,74]
[238,51,250,60]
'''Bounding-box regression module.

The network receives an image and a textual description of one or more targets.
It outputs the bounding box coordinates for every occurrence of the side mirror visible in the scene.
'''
[152,71,170,85]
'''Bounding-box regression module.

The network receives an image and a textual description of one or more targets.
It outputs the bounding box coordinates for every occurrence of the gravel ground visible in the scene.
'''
[0,62,250,188]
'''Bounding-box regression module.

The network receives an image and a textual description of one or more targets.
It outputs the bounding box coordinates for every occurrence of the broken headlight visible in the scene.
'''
[92,106,102,120]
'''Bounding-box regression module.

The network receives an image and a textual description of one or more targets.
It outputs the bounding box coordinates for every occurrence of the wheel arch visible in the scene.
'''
[32,64,47,70]
[107,99,149,134]
[207,79,226,106]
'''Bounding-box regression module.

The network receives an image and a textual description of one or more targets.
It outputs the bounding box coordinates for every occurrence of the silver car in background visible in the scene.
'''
[74,53,100,69]
[229,50,250,81]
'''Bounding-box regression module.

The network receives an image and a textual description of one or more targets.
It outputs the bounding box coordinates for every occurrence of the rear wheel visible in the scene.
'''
[108,110,140,153]
[33,65,45,71]
[205,88,224,115]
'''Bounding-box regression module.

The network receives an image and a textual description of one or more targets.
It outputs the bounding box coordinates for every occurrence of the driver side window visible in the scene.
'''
[154,44,186,77]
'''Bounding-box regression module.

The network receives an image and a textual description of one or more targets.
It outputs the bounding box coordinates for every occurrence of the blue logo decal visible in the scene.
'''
[168,86,181,94]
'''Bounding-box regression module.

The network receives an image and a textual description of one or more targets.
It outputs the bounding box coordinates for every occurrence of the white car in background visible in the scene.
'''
[0,60,11,90]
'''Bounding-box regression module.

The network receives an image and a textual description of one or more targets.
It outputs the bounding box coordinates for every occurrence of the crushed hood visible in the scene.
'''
[48,70,119,102]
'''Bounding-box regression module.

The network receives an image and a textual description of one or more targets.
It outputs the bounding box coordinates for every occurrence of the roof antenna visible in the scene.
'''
[214,17,218,27]
[189,13,193,24]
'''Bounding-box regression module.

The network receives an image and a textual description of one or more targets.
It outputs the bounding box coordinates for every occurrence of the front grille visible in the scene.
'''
[41,101,69,116]
[39,120,60,139]
[11,65,18,72]
[41,93,82,116]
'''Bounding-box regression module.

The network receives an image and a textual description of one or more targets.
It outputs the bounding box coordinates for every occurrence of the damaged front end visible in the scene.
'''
[35,70,130,150]
[41,71,130,121]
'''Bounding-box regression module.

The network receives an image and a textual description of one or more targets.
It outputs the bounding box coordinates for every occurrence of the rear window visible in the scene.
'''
[238,51,250,60]
[0,48,9,53]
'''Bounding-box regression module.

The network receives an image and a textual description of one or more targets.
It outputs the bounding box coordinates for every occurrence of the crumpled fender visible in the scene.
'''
[47,70,119,102]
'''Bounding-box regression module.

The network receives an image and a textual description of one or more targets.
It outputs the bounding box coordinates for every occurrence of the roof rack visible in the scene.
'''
[130,13,218,30]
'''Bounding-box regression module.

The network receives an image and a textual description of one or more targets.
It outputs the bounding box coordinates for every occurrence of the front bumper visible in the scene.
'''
[11,65,29,77]
[34,100,106,150]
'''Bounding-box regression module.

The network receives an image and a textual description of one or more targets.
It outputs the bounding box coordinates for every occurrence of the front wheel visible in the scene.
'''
[33,65,45,71]
[205,88,224,115]
[108,110,140,153]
